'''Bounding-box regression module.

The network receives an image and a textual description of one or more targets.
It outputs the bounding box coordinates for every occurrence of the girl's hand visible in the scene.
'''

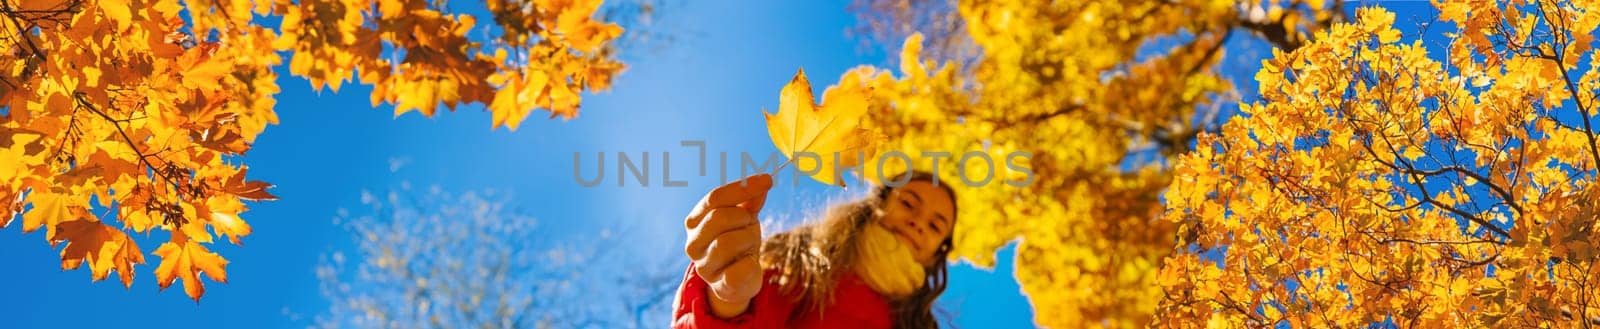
[684,174,773,318]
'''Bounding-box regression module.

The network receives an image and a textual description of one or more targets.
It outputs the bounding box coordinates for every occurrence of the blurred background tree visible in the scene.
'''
[838,0,1349,327]
[313,185,679,329]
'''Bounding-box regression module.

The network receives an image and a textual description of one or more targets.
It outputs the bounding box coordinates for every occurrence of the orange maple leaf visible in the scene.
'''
[155,232,230,302]
[53,221,146,288]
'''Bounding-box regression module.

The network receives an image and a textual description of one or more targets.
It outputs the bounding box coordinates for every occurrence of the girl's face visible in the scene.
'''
[878,180,955,266]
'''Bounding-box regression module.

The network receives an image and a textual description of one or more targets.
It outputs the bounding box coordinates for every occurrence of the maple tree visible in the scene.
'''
[1157,1,1600,327]
[1,0,626,300]
[835,0,1346,326]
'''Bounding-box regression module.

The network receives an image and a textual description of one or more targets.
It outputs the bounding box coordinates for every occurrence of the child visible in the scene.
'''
[675,172,956,328]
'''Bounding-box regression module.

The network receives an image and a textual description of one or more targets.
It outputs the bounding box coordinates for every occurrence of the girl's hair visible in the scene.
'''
[759,171,956,329]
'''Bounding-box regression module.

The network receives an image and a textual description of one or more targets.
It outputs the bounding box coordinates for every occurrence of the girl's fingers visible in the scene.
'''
[683,174,771,306]
[740,189,769,217]
[685,207,757,261]
[685,174,773,229]
[695,223,761,277]
[709,252,763,303]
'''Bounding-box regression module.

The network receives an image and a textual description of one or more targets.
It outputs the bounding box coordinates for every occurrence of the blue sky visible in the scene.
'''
[0,1,1454,328]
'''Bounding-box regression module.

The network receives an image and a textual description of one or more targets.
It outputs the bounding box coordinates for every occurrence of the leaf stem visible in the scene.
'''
[771,157,794,175]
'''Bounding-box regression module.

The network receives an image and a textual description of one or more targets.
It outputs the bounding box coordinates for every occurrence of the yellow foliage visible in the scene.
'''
[0,0,627,300]
[836,0,1347,326]
[1159,2,1600,327]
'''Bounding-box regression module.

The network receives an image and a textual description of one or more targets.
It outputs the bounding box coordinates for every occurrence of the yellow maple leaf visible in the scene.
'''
[23,192,77,239]
[155,233,230,302]
[765,69,884,186]
[98,0,132,30]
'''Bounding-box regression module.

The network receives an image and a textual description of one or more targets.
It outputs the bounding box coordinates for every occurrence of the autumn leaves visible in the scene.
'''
[1,0,624,302]
[2,0,277,302]
[1158,3,1600,327]
[277,0,625,129]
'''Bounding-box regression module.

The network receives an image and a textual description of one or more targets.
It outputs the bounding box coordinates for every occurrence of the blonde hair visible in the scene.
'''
[758,172,955,328]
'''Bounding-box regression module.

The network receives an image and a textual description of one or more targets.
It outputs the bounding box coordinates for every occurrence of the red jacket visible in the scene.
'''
[672,264,894,328]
